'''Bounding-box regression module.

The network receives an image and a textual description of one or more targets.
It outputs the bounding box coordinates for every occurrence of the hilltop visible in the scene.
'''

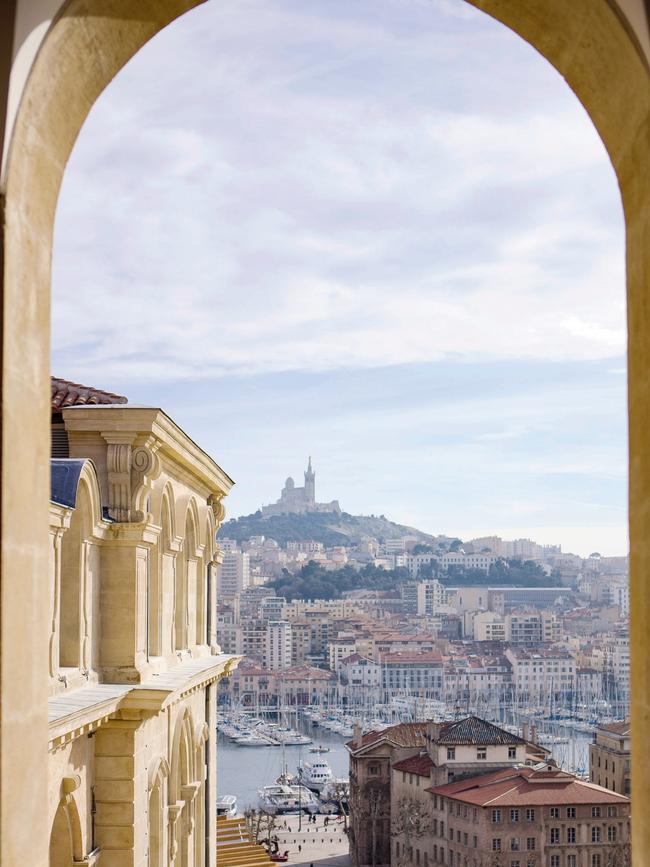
[218,510,439,548]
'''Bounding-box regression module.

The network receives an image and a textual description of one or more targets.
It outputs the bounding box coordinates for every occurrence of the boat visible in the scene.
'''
[310,745,330,753]
[217,795,238,818]
[257,784,320,814]
[234,733,271,747]
[299,759,332,792]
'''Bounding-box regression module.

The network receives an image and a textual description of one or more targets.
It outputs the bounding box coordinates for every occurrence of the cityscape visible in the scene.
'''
[2,0,645,866]
[215,459,631,867]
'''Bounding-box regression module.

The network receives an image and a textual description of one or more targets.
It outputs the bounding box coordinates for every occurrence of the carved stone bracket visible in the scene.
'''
[181,781,202,834]
[168,801,184,863]
[102,433,161,522]
[208,492,226,534]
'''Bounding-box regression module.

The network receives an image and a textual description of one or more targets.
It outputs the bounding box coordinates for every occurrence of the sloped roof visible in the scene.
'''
[598,720,630,736]
[52,376,127,411]
[437,716,526,746]
[392,753,433,777]
[427,765,630,807]
[348,722,429,752]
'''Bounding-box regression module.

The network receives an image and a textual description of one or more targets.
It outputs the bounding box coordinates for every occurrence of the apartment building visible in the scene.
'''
[217,548,251,598]
[426,764,630,867]
[505,647,576,702]
[590,721,631,796]
[381,652,444,698]
[265,620,292,670]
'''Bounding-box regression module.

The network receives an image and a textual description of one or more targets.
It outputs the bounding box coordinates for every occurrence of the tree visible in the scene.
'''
[366,786,388,867]
[391,797,432,867]
[243,807,279,847]
[329,779,350,830]
[606,842,631,867]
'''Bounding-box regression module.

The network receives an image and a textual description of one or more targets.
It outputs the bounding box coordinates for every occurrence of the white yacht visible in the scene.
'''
[258,784,320,815]
[217,795,238,818]
[300,759,332,792]
[234,732,270,747]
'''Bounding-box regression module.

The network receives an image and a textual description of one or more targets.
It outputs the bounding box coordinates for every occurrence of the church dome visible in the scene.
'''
[285,476,295,489]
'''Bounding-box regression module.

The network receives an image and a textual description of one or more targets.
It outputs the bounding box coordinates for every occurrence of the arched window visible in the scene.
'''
[176,507,197,652]
[170,710,196,867]
[149,489,174,658]
[148,759,169,867]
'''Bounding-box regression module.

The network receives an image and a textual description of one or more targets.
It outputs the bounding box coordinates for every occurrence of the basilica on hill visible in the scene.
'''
[261,457,341,517]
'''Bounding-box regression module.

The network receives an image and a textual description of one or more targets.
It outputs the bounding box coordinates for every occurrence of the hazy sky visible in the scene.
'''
[52,0,627,556]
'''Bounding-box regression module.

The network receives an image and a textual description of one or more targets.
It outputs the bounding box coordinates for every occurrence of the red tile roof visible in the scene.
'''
[51,377,127,411]
[392,753,433,777]
[427,766,630,806]
[348,722,429,752]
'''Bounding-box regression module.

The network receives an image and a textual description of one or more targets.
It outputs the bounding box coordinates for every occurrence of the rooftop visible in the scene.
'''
[51,376,127,411]
[392,753,434,777]
[427,765,630,807]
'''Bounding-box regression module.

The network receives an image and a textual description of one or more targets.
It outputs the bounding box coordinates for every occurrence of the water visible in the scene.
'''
[217,722,351,812]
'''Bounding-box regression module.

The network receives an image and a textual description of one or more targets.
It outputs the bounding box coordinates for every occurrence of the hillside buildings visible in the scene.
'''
[261,457,341,516]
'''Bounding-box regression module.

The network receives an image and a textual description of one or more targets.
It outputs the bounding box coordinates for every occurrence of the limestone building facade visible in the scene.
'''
[47,379,239,866]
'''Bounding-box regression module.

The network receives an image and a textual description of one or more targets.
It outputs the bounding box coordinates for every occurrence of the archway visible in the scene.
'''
[1,1,650,863]
[49,804,74,866]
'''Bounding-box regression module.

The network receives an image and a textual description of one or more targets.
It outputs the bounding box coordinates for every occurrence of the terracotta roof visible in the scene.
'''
[437,716,526,746]
[392,753,433,777]
[597,720,630,736]
[348,722,429,752]
[427,766,630,807]
[380,651,443,664]
[52,377,127,411]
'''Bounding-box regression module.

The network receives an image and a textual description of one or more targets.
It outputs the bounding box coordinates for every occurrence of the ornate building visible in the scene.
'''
[261,458,341,517]
[48,378,239,865]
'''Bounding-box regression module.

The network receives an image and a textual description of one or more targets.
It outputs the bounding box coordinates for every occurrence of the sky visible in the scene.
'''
[51,0,628,556]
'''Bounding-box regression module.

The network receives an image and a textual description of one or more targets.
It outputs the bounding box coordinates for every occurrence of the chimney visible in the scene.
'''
[531,723,538,744]
[427,720,442,744]
[522,721,529,742]
[353,722,363,749]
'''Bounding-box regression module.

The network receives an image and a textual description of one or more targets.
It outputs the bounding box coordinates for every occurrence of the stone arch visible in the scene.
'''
[48,790,83,866]
[169,708,197,867]
[58,461,103,674]
[148,757,170,867]
[150,481,177,657]
[1,0,650,862]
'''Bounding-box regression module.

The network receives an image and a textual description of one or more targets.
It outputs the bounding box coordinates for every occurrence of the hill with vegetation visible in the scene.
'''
[219,510,439,548]
[267,558,562,601]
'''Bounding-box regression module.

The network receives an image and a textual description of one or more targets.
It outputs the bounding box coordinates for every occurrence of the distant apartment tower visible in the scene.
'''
[417,579,444,615]
[217,549,250,598]
[265,620,293,670]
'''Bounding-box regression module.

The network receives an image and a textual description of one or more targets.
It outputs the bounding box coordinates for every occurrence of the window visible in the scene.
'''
[568,857,577,867]
[510,838,520,851]
[550,808,560,819]
[526,809,535,822]
[456,830,461,843]
[550,828,560,844]
[510,809,519,823]
[550,857,560,867]
[526,838,536,851]
[396,843,401,857]
[592,827,601,843]
[491,810,502,824]
[567,827,576,843]
[417,850,420,865]
[492,839,501,852]
[511,863,520,867]
[447,747,456,760]
[592,857,602,867]
[369,765,379,776]
[449,827,453,840]
[403,772,406,783]
[508,746,517,759]
[608,806,617,817]
[592,806,601,818]
[477,747,487,760]
[450,852,454,867]
[608,826,617,842]
[566,807,576,819]
[472,836,477,849]
[463,833,468,846]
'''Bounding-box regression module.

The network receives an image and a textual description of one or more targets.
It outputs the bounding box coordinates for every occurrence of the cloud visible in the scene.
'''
[52,0,624,383]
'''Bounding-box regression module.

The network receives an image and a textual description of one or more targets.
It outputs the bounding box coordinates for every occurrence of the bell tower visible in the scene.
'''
[304,456,315,506]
